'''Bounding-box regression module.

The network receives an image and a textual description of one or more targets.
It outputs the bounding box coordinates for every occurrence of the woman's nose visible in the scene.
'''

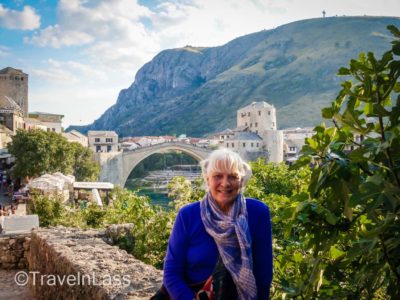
[220,176,231,186]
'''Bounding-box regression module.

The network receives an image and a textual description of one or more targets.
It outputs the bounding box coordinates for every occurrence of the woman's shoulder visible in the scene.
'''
[245,198,270,215]
[178,201,201,217]
[176,201,202,231]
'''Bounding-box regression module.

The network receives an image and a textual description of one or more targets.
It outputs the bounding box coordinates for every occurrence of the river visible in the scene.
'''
[125,179,172,209]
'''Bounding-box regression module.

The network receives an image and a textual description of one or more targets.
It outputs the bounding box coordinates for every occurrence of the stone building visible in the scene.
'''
[282,127,315,162]
[23,117,48,131]
[0,93,25,135]
[0,125,12,149]
[62,130,88,147]
[224,101,283,163]
[224,131,263,159]
[0,67,28,115]
[28,112,64,133]
[88,131,118,153]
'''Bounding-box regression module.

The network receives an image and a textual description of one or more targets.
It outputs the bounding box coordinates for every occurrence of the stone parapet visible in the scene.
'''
[0,233,30,269]
[27,227,162,300]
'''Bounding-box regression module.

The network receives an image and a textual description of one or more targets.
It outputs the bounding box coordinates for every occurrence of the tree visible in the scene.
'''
[245,161,312,299]
[68,142,100,181]
[8,129,99,181]
[8,129,73,178]
[293,25,400,298]
[246,159,310,197]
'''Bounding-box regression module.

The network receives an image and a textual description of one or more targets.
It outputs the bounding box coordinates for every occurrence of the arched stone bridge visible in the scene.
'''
[96,142,211,186]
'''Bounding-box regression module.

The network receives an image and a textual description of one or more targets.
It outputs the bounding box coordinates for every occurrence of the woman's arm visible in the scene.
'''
[163,209,196,300]
[252,203,273,299]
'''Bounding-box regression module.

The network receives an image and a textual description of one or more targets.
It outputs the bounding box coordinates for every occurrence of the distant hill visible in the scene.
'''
[69,16,400,137]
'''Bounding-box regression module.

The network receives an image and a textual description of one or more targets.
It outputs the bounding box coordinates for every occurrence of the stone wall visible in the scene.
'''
[27,227,163,300]
[0,233,30,269]
[0,67,29,115]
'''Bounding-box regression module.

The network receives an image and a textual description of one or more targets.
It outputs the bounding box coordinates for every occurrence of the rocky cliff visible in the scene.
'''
[69,16,400,137]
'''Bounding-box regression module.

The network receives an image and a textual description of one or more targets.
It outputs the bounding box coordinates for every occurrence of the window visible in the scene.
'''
[256,130,258,134]
[250,123,252,127]
[232,143,234,147]
[47,128,50,132]
[96,145,101,152]
[247,112,250,116]
[242,142,246,147]
[245,122,248,126]
[256,143,259,147]
[106,138,113,143]
[52,128,56,132]
[251,143,254,147]
[258,111,261,116]
[272,122,275,127]
[95,138,100,143]
[255,122,258,127]
[289,147,296,152]
[268,111,271,116]
[107,145,112,152]
[226,143,229,148]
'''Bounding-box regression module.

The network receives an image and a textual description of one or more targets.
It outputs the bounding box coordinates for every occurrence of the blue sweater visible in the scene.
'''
[163,198,273,300]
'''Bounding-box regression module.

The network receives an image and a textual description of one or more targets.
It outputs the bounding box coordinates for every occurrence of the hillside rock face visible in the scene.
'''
[70,16,400,137]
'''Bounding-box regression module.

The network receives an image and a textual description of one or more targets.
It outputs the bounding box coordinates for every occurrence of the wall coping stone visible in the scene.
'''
[28,227,163,299]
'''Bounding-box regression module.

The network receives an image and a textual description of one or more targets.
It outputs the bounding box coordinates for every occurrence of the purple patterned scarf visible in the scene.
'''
[200,192,257,299]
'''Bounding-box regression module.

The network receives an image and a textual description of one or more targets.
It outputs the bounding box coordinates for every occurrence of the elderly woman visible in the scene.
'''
[161,148,273,300]
[164,149,272,300]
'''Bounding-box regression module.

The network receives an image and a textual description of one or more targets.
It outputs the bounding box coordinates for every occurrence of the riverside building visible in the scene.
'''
[222,101,284,163]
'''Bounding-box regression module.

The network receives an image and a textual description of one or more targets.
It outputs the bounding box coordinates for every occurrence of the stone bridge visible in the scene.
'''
[96,142,211,186]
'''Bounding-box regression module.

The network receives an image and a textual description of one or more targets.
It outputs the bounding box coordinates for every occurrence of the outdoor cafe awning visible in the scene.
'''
[73,182,114,190]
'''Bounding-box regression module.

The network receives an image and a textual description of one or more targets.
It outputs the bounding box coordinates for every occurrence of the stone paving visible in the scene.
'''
[0,187,26,216]
[0,186,11,207]
[0,190,32,298]
[0,270,35,299]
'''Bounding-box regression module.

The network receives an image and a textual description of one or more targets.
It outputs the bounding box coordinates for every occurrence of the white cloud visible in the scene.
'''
[32,59,108,84]
[16,0,400,128]
[147,0,289,48]
[29,84,119,127]
[25,0,158,71]
[0,4,40,30]
[0,45,9,57]
[25,25,94,48]
[31,67,79,84]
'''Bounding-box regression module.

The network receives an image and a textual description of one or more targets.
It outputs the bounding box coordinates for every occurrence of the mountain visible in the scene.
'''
[69,16,400,137]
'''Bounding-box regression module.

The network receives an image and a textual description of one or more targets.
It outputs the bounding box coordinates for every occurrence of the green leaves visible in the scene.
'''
[8,129,99,180]
[293,24,400,299]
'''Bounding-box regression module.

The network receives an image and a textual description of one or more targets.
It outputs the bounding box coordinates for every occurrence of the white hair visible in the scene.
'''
[200,148,252,188]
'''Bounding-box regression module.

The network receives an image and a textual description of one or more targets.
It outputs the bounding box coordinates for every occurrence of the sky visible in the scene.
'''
[0,0,399,128]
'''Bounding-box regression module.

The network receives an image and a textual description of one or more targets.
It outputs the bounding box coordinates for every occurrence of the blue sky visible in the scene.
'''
[1,0,399,128]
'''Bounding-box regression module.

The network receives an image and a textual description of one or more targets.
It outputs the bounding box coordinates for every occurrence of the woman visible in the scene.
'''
[162,148,273,300]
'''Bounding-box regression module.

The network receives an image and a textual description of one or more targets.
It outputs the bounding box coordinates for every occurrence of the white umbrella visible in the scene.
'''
[52,172,75,184]
[28,178,63,191]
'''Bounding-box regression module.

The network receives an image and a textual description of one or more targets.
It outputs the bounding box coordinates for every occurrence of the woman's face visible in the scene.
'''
[207,169,241,209]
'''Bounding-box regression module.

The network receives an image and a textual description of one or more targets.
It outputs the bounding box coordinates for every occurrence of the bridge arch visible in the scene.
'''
[101,142,211,187]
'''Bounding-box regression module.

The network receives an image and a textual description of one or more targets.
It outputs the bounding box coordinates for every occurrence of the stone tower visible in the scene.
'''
[236,101,283,162]
[0,67,28,115]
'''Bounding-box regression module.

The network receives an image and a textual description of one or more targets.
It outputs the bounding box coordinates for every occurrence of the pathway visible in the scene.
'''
[0,187,26,216]
[0,270,35,299]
